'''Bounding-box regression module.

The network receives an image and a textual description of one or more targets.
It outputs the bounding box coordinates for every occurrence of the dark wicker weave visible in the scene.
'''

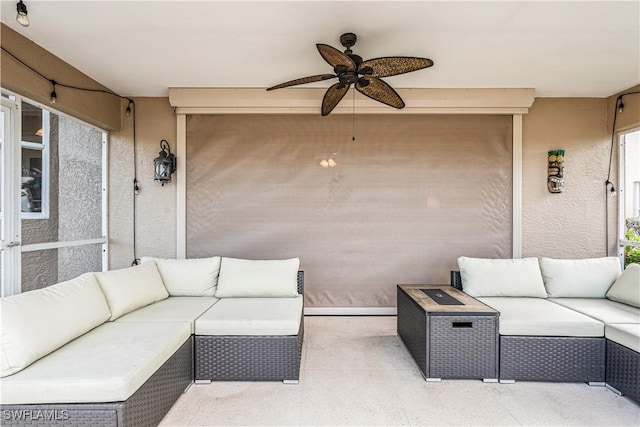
[0,336,193,427]
[194,271,304,382]
[429,315,498,379]
[296,271,304,294]
[450,271,463,290]
[397,287,428,376]
[195,320,303,381]
[397,286,498,380]
[500,336,605,382]
[606,339,640,404]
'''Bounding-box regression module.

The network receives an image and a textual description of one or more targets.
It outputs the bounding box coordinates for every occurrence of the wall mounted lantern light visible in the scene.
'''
[154,139,176,186]
[547,149,565,193]
[16,1,29,27]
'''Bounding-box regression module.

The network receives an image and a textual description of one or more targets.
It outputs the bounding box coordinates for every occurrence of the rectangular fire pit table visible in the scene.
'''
[397,284,499,382]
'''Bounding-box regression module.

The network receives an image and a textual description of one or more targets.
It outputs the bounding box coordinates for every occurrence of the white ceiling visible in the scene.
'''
[1,1,639,98]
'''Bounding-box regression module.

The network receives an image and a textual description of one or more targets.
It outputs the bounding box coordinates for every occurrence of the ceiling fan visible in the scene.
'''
[267,32,434,116]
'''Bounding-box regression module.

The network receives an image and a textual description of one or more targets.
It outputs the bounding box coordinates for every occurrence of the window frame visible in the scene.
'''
[617,127,640,266]
[20,105,50,220]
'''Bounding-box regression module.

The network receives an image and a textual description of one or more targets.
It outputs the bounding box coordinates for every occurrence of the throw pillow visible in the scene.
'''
[606,263,640,308]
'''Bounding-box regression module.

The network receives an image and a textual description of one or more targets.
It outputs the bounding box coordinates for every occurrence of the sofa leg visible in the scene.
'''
[195,379,212,385]
[605,383,623,395]
[483,378,499,383]
[283,380,299,385]
[588,381,606,387]
[499,379,516,384]
[183,382,194,393]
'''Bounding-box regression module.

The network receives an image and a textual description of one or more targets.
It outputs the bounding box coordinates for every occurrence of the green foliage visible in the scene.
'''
[625,228,640,267]
[627,217,640,235]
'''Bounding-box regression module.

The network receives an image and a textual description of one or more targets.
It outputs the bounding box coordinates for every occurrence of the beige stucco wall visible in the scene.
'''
[522,98,611,258]
[108,98,177,269]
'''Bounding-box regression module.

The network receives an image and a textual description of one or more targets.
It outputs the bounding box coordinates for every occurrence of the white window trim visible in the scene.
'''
[21,108,50,220]
[634,181,640,218]
[618,127,640,261]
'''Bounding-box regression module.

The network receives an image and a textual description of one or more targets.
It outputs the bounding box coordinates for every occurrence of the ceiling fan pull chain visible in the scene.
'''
[352,87,356,142]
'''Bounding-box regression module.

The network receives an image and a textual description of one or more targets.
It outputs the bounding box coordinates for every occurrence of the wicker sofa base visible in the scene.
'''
[0,337,193,427]
[606,339,640,404]
[195,320,303,381]
[499,336,605,383]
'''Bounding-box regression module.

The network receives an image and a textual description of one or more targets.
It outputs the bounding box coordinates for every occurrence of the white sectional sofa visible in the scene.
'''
[455,257,640,404]
[0,256,304,427]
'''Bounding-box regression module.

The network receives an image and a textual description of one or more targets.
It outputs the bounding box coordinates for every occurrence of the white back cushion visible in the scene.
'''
[457,257,547,298]
[540,257,621,298]
[95,262,169,320]
[606,263,640,308]
[215,257,300,298]
[0,273,111,377]
[140,256,221,296]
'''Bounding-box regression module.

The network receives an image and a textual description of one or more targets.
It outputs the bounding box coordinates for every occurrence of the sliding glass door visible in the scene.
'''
[1,98,21,296]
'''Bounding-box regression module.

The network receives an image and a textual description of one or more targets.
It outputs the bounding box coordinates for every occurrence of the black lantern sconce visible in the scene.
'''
[154,139,176,186]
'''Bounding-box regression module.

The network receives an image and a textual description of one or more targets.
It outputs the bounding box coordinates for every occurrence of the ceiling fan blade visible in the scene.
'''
[316,44,356,69]
[359,57,433,78]
[356,77,405,109]
[267,74,336,91]
[321,82,350,116]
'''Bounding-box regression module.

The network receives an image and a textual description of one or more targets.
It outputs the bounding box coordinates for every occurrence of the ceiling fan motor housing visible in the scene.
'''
[340,33,357,49]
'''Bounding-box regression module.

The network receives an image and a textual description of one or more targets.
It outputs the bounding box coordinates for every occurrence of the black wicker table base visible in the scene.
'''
[397,285,499,381]
[0,337,193,427]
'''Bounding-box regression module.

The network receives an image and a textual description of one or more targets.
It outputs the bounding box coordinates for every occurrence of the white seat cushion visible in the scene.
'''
[539,257,621,298]
[116,296,219,333]
[606,323,640,353]
[195,295,303,336]
[606,263,640,308]
[95,262,169,320]
[457,257,547,298]
[477,297,604,337]
[1,273,111,378]
[215,257,300,298]
[140,256,221,297]
[0,322,190,404]
[549,298,640,324]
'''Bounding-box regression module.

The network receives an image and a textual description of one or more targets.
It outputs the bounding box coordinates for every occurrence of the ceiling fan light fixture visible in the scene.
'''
[267,32,434,116]
[16,1,30,27]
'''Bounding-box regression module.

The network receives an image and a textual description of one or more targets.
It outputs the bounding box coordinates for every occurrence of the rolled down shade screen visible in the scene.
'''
[186,114,512,307]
